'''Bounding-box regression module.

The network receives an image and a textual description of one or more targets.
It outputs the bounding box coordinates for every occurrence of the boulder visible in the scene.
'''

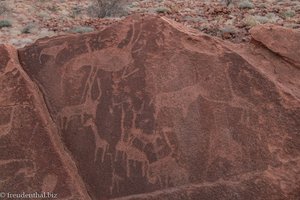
[250,25,300,68]
[1,15,299,200]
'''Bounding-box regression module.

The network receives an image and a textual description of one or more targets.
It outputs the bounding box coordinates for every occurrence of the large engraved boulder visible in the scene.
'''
[1,15,299,199]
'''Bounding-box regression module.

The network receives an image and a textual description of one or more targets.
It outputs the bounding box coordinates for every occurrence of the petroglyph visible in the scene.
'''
[148,156,189,187]
[58,67,102,130]
[62,47,132,73]
[155,84,204,117]
[115,139,149,178]
[39,42,69,64]
[0,45,91,200]
[83,118,109,163]
[110,170,124,194]
[15,16,300,200]
[117,100,149,178]
[0,106,15,138]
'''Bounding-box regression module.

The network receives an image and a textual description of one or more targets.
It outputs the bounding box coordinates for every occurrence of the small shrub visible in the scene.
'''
[254,16,269,24]
[70,26,94,33]
[223,0,232,6]
[281,10,296,19]
[243,16,258,27]
[89,0,127,18]
[258,3,267,8]
[243,14,279,27]
[21,27,31,34]
[71,6,82,18]
[0,20,12,28]
[155,7,171,14]
[21,23,35,34]
[238,1,254,9]
[221,26,236,34]
[265,13,280,23]
[47,5,59,12]
[9,38,33,47]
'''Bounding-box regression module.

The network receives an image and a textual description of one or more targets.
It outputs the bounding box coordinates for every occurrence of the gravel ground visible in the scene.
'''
[0,0,299,47]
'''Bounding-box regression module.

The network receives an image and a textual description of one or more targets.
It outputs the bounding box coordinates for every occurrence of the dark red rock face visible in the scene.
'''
[8,16,300,199]
[250,25,300,68]
[0,45,90,199]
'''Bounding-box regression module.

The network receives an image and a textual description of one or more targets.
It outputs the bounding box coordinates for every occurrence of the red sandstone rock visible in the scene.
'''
[1,15,299,200]
[0,45,91,199]
[250,25,300,68]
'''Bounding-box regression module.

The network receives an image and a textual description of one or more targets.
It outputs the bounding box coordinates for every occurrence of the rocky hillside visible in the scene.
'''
[0,0,299,47]
[0,15,299,200]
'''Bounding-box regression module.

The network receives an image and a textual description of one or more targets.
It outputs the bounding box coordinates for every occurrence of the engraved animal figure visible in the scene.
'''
[0,107,14,138]
[83,118,109,163]
[109,169,124,194]
[58,67,102,130]
[148,156,188,187]
[39,42,68,64]
[115,140,149,177]
[127,103,162,148]
[116,102,149,177]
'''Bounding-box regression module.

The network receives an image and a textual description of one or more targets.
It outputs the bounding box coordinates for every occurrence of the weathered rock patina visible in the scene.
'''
[0,45,90,200]
[1,15,299,200]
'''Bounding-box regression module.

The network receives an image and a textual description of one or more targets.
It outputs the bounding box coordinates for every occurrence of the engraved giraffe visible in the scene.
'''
[127,101,162,147]
[115,103,149,178]
[58,66,101,130]
[83,118,109,163]
[109,169,124,195]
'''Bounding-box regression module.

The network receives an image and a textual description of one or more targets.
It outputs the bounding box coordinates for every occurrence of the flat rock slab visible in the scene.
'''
[1,15,299,200]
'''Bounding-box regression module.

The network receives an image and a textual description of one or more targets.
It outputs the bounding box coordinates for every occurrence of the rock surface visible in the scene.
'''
[1,15,299,200]
[0,45,90,199]
[250,25,300,68]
